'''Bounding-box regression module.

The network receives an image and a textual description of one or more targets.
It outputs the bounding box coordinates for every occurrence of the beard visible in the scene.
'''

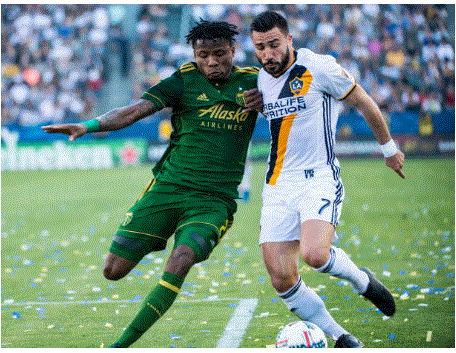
[257,47,291,76]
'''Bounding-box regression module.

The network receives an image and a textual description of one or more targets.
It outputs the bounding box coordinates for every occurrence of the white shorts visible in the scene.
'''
[259,173,344,244]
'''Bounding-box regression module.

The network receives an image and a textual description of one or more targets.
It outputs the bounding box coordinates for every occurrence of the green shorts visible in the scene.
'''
[109,180,236,263]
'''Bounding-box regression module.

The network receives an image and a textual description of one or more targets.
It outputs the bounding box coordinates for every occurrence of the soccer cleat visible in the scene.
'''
[334,334,363,348]
[360,267,396,316]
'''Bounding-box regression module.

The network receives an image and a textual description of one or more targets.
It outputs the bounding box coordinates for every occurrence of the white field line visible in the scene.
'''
[4,296,259,348]
[216,298,259,348]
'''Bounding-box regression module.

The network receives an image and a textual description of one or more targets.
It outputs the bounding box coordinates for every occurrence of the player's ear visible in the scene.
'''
[287,33,293,45]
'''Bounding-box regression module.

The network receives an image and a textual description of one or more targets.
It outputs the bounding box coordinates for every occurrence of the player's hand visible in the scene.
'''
[385,150,405,179]
[242,88,263,113]
[41,123,87,142]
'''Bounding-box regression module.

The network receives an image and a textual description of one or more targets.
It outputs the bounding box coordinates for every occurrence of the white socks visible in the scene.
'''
[315,246,369,294]
[277,246,370,341]
[278,277,348,341]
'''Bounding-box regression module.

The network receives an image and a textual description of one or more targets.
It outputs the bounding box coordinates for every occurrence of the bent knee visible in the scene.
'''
[103,265,123,281]
[268,270,300,293]
[301,248,330,269]
[165,245,197,277]
[103,253,137,281]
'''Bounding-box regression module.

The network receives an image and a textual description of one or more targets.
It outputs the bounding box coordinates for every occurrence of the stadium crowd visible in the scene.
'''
[2,4,112,126]
[2,4,454,130]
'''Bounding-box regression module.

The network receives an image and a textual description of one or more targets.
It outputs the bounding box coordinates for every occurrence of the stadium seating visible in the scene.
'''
[1,4,454,138]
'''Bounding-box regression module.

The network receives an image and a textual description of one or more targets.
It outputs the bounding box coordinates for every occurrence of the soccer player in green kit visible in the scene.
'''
[41,20,262,348]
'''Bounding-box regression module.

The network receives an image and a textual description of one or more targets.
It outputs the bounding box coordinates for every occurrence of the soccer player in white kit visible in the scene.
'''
[250,11,405,348]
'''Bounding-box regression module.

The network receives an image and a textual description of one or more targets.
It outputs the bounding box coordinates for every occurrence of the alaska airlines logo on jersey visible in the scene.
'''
[263,96,307,119]
[198,103,249,123]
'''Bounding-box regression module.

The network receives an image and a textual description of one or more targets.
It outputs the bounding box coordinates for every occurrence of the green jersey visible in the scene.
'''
[141,62,259,200]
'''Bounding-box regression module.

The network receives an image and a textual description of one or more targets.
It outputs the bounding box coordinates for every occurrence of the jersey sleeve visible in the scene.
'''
[141,70,183,108]
[313,54,356,100]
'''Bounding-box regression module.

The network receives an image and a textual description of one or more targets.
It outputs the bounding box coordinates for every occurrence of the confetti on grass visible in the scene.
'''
[2,204,454,348]
[12,311,21,319]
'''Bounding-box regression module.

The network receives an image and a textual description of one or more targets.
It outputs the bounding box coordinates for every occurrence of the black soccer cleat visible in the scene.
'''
[360,267,396,316]
[334,334,363,348]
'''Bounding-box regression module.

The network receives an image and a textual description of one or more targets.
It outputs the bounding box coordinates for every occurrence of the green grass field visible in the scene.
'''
[2,157,454,348]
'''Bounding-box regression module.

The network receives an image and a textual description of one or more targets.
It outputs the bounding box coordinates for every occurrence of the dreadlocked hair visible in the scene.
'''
[186,19,239,47]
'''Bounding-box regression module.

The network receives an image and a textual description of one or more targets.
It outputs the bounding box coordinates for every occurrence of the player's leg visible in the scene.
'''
[112,224,226,346]
[109,244,196,348]
[104,179,173,282]
[260,201,350,342]
[109,190,234,347]
[261,240,300,293]
[300,212,395,316]
[261,240,350,341]
[259,200,302,293]
[103,227,170,282]
[298,178,372,294]
[300,219,370,294]
[106,181,184,347]
[103,252,138,281]
[299,219,394,344]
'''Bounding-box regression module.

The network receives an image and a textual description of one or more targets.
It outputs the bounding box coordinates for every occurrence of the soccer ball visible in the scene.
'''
[275,321,328,348]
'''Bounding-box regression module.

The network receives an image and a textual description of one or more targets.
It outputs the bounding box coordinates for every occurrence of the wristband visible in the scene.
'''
[82,119,100,133]
[380,139,398,158]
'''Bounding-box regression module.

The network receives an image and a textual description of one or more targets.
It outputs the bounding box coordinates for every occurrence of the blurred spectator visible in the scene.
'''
[445,83,455,108]
[316,15,335,39]
[419,112,434,136]
[182,3,454,123]
[421,91,443,114]
[437,36,454,62]
[2,4,114,126]
[2,4,454,130]
[401,86,421,113]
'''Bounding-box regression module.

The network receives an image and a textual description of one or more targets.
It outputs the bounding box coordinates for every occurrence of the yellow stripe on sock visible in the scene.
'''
[159,279,180,294]
[146,303,162,317]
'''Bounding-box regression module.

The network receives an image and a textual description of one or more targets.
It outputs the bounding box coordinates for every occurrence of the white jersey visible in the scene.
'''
[258,48,356,185]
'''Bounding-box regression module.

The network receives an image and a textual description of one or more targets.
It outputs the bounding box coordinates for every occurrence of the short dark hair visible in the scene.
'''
[250,10,289,34]
[186,19,239,47]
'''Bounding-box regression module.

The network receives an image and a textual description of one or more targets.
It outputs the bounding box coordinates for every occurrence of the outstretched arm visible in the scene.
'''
[344,84,405,179]
[41,98,158,141]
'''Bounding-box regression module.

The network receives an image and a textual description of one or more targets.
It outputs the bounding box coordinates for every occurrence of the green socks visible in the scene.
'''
[109,272,184,347]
